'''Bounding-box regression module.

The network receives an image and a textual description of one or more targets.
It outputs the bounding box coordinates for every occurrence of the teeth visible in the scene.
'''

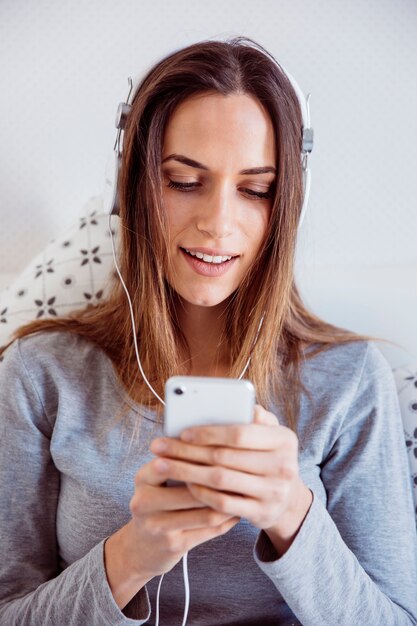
[184,248,233,264]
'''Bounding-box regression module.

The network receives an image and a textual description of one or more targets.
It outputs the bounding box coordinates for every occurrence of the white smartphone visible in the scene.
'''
[164,376,255,438]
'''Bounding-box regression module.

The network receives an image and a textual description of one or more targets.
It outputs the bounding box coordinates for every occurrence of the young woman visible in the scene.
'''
[0,37,416,625]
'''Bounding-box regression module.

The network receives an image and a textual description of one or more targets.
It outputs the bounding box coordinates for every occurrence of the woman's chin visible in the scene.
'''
[178,288,232,309]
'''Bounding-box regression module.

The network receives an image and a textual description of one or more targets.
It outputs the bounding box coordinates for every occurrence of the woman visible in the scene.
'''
[0,37,416,625]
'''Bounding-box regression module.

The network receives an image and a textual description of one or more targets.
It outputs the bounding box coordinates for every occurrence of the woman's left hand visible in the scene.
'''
[150,405,313,551]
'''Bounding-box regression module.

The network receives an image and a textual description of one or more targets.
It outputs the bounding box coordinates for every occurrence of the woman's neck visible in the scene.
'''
[177,300,231,377]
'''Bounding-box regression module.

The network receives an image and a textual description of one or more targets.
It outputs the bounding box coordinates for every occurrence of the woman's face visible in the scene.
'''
[161,92,276,308]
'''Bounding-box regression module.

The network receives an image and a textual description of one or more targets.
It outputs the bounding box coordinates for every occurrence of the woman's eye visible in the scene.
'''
[167,180,200,192]
[242,188,273,200]
[166,180,274,199]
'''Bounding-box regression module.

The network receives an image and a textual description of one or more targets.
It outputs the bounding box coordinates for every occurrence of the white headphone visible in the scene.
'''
[104,62,313,226]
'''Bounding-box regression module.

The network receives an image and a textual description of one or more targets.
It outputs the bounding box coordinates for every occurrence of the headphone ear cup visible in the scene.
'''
[104,152,122,217]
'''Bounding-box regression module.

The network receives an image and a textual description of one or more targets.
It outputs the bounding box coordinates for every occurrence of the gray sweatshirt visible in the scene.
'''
[0,330,416,626]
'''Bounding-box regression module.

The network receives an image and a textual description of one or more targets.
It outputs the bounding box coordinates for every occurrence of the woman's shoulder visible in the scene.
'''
[296,340,401,457]
[304,339,391,378]
[1,330,123,424]
[301,339,395,406]
[18,329,100,362]
[2,330,109,384]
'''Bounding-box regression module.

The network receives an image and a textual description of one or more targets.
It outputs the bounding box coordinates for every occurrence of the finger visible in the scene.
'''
[187,483,259,518]
[253,404,280,426]
[187,482,289,521]
[135,457,207,489]
[207,449,297,479]
[180,422,283,450]
[182,516,240,552]
[149,508,239,533]
[131,483,207,514]
[151,437,213,465]
[157,457,286,499]
[152,437,294,477]
[135,458,170,487]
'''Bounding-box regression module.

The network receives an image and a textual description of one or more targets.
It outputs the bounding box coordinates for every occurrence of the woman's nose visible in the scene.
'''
[196,184,234,239]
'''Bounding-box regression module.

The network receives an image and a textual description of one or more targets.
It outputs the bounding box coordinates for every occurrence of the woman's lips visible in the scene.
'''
[180,247,238,277]
[182,246,239,257]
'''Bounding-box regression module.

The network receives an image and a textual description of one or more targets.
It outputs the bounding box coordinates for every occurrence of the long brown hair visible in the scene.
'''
[0,37,370,431]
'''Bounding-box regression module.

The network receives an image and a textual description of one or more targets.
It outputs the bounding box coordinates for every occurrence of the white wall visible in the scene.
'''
[1,0,416,364]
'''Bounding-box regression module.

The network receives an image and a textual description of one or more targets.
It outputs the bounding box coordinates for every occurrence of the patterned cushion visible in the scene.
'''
[0,195,119,360]
[393,365,417,521]
[0,196,416,526]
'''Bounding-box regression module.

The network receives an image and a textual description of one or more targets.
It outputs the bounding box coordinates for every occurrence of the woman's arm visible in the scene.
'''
[151,341,417,624]
[253,342,417,625]
[0,339,151,625]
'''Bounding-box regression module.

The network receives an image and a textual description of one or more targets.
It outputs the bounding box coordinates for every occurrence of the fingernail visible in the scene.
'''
[181,430,194,442]
[152,439,167,453]
[155,459,169,473]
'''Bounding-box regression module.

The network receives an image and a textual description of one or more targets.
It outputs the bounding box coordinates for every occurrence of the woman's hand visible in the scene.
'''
[150,405,313,554]
[104,456,239,609]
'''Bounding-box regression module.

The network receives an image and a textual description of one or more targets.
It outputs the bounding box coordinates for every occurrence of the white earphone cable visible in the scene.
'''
[154,573,164,625]
[108,213,165,406]
[181,552,190,626]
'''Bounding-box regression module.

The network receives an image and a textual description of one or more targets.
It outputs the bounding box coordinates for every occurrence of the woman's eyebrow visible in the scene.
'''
[161,153,276,175]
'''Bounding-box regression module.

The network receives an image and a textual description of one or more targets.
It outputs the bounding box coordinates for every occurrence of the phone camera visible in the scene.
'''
[174,386,186,395]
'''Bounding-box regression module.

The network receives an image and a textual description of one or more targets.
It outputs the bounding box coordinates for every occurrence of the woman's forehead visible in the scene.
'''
[162,93,276,171]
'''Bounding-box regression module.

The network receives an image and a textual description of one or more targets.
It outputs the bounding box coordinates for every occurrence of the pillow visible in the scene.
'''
[0,195,119,358]
[393,364,417,519]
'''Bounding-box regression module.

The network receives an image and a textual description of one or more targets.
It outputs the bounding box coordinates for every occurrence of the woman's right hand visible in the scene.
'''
[104,456,239,609]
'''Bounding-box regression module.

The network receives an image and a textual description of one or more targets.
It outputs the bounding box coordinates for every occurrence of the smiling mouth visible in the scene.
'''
[180,247,238,265]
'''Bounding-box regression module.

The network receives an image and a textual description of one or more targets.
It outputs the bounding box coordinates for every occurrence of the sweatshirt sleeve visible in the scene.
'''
[253,342,417,625]
[0,339,151,625]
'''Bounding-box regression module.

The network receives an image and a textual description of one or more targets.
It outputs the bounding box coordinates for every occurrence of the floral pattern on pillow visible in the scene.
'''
[0,196,119,358]
[394,365,417,524]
